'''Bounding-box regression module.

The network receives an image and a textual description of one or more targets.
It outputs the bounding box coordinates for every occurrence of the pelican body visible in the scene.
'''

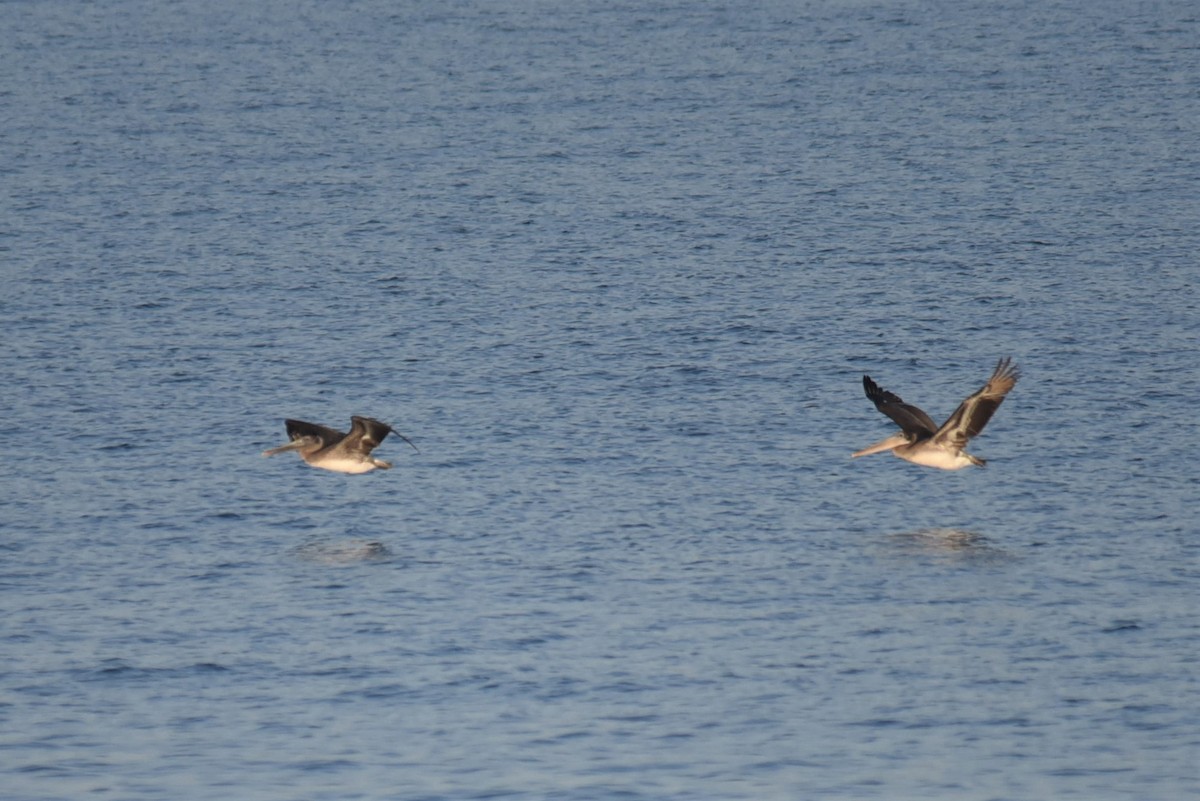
[852,358,1019,470]
[263,416,415,474]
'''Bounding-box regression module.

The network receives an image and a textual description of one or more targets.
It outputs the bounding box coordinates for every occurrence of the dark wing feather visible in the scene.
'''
[285,419,345,445]
[349,416,419,454]
[862,376,938,437]
[347,416,393,455]
[933,358,1020,449]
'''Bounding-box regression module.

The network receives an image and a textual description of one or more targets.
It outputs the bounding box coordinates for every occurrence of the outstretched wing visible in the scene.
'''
[350,416,419,454]
[346,416,394,455]
[933,358,1020,450]
[284,419,345,445]
[862,375,939,438]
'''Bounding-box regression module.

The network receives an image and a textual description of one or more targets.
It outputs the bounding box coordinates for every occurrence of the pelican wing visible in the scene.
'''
[933,358,1020,449]
[346,416,394,455]
[862,375,939,437]
[285,419,345,445]
[349,416,419,454]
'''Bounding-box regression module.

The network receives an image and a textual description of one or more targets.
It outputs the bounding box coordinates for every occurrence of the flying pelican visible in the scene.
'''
[263,416,416,474]
[852,358,1019,470]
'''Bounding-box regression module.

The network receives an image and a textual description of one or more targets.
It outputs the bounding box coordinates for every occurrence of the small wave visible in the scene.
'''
[78,660,231,682]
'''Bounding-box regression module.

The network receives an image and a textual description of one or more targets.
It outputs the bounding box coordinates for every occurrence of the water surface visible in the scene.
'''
[3,1,1198,799]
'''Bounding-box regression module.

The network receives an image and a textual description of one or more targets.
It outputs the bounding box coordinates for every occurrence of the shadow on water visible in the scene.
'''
[291,538,394,566]
[880,527,1017,566]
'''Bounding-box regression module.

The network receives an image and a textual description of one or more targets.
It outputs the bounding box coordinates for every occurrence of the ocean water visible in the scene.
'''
[3,1,1198,799]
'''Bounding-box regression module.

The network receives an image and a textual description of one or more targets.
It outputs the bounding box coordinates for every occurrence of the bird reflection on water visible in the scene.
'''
[292,539,393,565]
[883,528,1015,565]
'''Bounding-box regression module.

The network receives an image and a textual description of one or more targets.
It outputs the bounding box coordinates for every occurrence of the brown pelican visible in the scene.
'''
[263,416,416,474]
[852,358,1019,470]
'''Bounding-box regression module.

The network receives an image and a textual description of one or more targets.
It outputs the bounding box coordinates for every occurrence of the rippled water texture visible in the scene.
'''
[3,1,1198,799]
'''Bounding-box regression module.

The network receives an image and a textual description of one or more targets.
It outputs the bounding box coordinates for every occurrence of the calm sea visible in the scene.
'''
[3,1,1198,799]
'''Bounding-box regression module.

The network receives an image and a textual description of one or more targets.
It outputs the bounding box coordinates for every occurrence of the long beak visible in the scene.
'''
[263,440,305,457]
[851,433,908,458]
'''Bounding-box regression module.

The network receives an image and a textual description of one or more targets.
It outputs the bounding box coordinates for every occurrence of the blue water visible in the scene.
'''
[3,1,1199,799]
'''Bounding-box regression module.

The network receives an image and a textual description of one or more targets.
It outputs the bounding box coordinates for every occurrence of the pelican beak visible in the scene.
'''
[851,434,908,458]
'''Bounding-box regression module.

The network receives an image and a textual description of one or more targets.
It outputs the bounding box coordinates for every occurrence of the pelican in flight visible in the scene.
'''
[852,358,1019,470]
[263,416,416,474]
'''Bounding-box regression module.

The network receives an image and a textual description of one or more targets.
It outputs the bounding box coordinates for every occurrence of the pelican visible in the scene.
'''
[263,416,416,474]
[852,358,1019,470]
